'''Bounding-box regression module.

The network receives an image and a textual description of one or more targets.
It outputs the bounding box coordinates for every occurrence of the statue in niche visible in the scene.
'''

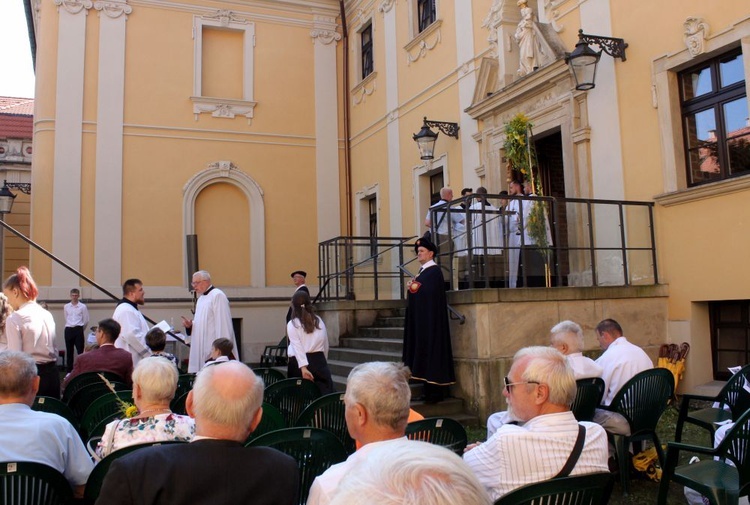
[515,0,539,76]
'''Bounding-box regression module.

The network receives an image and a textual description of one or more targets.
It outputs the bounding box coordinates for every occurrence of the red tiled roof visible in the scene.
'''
[0,97,34,115]
[0,97,34,139]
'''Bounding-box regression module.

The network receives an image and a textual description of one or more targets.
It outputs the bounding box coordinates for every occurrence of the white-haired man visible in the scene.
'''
[329,439,490,505]
[307,362,412,505]
[97,361,299,505]
[0,351,93,499]
[464,346,609,501]
[182,270,237,373]
[486,320,602,437]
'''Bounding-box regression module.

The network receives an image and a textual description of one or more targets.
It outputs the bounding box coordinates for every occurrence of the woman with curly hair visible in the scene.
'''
[2,266,60,398]
[286,290,333,394]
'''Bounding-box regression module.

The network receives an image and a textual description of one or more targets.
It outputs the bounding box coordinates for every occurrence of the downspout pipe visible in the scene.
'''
[338,0,353,236]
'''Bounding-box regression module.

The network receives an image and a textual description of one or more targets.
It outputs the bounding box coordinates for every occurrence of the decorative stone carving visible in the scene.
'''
[54,0,93,15]
[515,0,539,76]
[203,9,246,27]
[405,22,441,64]
[378,0,396,14]
[206,160,239,178]
[543,0,570,32]
[190,97,257,125]
[684,17,709,57]
[311,15,341,45]
[481,0,503,57]
[93,0,131,19]
[352,77,376,105]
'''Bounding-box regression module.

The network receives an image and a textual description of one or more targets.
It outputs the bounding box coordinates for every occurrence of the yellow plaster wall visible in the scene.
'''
[201,27,244,100]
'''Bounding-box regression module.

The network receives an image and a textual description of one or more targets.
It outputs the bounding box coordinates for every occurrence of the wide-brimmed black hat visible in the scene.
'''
[414,237,438,254]
[290,270,307,278]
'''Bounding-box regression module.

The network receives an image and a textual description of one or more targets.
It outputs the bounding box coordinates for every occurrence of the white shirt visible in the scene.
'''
[188,287,237,373]
[113,301,150,367]
[567,353,604,380]
[464,411,609,501]
[64,301,89,328]
[286,316,328,368]
[307,437,409,505]
[595,336,653,405]
[425,200,465,236]
[1,301,57,363]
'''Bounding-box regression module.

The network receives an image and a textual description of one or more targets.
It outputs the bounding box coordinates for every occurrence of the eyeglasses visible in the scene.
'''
[504,376,540,393]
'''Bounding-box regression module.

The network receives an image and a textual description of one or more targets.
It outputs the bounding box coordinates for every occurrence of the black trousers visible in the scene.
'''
[37,361,61,399]
[64,326,85,371]
[287,353,334,395]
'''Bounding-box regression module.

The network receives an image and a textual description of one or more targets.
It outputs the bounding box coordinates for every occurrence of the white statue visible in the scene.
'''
[515,0,539,76]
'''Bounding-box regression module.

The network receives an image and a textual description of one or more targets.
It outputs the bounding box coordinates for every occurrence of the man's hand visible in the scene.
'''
[181,316,193,329]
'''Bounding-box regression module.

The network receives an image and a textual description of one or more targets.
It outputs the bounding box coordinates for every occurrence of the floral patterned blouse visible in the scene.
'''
[96,413,195,459]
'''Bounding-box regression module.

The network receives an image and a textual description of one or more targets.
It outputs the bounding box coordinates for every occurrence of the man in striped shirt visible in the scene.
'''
[463,346,609,501]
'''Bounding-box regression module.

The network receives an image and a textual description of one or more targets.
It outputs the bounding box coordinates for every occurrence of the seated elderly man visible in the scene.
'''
[486,320,603,437]
[329,439,491,505]
[308,362,412,505]
[97,361,299,505]
[0,351,94,499]
[464,346,609,501]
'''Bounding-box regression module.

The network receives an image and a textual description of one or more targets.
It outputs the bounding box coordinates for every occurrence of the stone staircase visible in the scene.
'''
[328,307,476,425]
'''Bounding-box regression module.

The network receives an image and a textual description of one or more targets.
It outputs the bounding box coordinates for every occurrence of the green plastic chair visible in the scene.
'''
[174,373,196,401]
[260,337,289,366]
[493,472,615,505]
[170,390,190,415]
[253,367,287,388]
[405,417,468,456]
[79,391,133,440]
[658,407,750,505]
[0,461,75,505]
[295,392,355,455]
[32,396,80,432]
[247,427,347,505]
[571,377,605,422]
[245,402,287,444]
[62,371,125,404]
[264,378,321,426]
[84,441,186,505]
[675,364,750,445]
[68,382,127,420]
[599,367,675,495]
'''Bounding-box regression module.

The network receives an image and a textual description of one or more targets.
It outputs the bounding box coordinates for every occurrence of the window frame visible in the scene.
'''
[416,0,436,34]
[360,22,374,81]
[679,49,748,187]
[710,300,750,380]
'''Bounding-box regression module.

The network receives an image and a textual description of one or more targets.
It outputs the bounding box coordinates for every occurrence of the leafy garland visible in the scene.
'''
[503,113,551,254]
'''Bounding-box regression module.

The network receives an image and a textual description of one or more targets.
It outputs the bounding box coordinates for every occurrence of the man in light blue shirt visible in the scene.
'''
[0,350,93,499]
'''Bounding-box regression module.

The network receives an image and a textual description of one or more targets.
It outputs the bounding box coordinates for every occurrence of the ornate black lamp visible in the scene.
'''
[412,117,460,160]
[565,29,628,91]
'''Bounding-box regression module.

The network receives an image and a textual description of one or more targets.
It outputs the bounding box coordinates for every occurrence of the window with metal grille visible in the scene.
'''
[710,300,750,380]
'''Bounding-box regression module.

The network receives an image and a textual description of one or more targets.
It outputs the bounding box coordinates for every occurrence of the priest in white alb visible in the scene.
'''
[182,270,237,373]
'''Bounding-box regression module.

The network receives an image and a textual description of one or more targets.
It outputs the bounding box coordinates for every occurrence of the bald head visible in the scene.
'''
[187,362,263,441]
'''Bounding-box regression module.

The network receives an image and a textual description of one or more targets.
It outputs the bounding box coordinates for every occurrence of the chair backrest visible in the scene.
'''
[609,368,675,436]
[247,427,347,505]
[83,441,186,505]
[0,462,75,505]
[713,407,750,496]
[68,382,127,420]
[254,367,287,388]
[717,364,750,421]
[174,374,196,401]
[405,417,468,456]
[79,391,133,440]
[264,378,322,426]
[62,371,125,403]
[295,392,356,454]
[170,390,190,415]
[260,337,289,366]
[32,396,79,431]
[571,377,606,422]
[245,402,287,444]
[493,472,615,505]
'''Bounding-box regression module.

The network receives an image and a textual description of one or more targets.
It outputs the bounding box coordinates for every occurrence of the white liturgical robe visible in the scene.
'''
[188,287,237,373]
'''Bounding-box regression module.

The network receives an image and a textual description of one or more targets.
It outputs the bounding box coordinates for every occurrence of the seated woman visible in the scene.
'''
[203,337,236,367]
[96,356,195,459]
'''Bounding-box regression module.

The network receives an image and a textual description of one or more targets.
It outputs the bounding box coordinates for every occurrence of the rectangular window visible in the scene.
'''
[361,23,373,80]
[680,50,749,186]
[429,172,444,205]
[368,196,378,256]
[417,0,436,33]
[710,300,750,380]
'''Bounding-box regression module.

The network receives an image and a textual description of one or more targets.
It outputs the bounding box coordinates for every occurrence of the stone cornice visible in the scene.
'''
[655,175,750,207]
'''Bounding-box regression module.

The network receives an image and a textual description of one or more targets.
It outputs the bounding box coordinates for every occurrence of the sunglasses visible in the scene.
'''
[504,376,540,393]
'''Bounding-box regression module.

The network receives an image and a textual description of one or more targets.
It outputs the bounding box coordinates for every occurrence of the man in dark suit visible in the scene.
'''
[285,270,310,323]
[96,361,299,505]
[62,318,133,387]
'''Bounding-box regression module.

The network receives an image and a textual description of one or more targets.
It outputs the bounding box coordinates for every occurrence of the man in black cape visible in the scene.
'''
[402,236,455,403]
